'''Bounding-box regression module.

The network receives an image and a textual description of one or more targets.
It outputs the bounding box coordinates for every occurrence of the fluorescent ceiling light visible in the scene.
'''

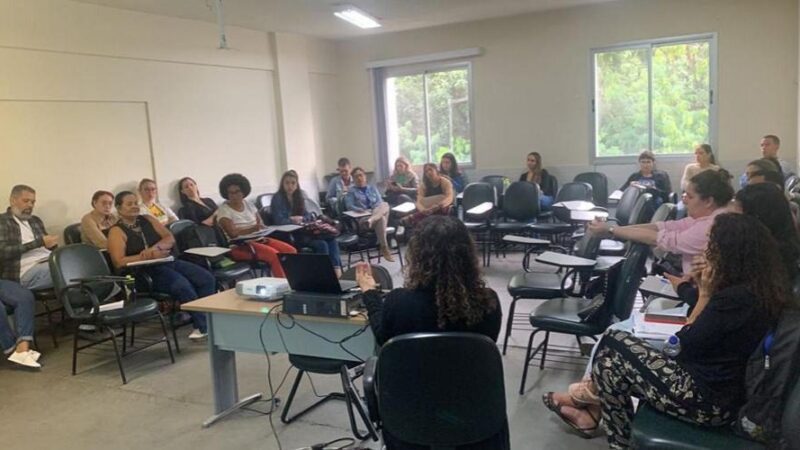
[334,5,381,29]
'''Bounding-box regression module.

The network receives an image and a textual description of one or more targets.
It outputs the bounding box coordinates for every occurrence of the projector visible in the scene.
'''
[235,277,290,301]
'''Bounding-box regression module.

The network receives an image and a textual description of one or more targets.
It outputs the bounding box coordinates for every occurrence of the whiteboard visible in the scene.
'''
[0,100,154,243]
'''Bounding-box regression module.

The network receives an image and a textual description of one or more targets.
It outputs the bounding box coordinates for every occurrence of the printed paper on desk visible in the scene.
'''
[609,190,624,201]
[632,309,684,340]
[392,202,416,213]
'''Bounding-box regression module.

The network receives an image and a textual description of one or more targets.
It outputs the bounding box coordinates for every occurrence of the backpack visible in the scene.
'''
[736,307,800,448]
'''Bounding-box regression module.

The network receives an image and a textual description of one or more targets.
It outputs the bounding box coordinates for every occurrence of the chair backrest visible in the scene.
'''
[615,186,645,226]
[304,196,323,217]
[784,173,799,194]
[49,244,116,318]
[63,223,83,244]
[340,264,393,290]
[255,193,274,210]
[376,333,508,448]
[259,206,273,226]
[651,202,676,223]
[783,372,800,448]
[556,181,594,203]
[168,219,195,238]
[462,182,496,213]
[502,181,540,222]
[574,233,602,259]
[605,242,650,321]
[574,172,609,207]
[628,193,656,225]
[480,175,509,200]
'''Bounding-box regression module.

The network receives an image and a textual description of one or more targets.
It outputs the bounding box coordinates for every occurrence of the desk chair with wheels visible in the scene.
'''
[280,264,392,440]
[363,332,510,450]
[50,244,174,384]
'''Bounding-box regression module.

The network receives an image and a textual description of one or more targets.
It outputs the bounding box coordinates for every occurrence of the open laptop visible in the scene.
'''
[279,253,358,294]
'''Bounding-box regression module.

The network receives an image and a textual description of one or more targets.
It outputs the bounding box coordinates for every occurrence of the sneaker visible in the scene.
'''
[78,324,96,332]
[188,329,208,340]
[28,350,41,362]
[8,351,41,368]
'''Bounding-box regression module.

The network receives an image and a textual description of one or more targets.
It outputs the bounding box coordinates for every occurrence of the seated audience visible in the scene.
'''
[744,158,784,186]
[0,185,58,290]
[739,135,790,187]
[589,170,732,275]
[271,170,343,274]
[439,152,468,193]
[80,190,117,249]
[0,280,40,368]
[588,214,786,449]
[107,191,215,340]
[620,150,672,205]
[402,163,455,229]
[325,157,354,210]
[519,151,558,210]
[344,167,395,262]
[385,156,419,206]
[216,173,297,277]
[177,177,217,226]
[680,144,719,193]
[138,178,178,226]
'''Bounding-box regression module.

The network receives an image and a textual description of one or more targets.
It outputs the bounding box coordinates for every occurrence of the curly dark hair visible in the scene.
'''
[277,170,305,216]
[404,215,496,328]
[218,173,251,199]
[705,213,789,322]
[735,183,799,279]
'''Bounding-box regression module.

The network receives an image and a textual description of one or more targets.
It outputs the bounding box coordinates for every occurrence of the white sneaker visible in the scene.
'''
[8,351,41,368]
[28,350,41,362]
[188,329,208,340]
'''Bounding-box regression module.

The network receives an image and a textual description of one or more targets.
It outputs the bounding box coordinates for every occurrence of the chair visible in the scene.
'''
[335,197,402,268]
[529,182,595,243]
[363,333,510,450]
[598,191,655,256]
[63,223,82,244]
[32,287,62,348]
[168,220,252,290]
[519,242,650,394]
[255,193,274,210]
[574,172,610,207]
[50,244,174,384]
[480,175,509,206]
[280,264,391,439]
[461,182,496,266]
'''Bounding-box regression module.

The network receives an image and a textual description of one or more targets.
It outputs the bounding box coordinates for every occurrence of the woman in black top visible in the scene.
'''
[556,214,787,448]
[620,150,672,205]
[107,191,216,340]
[519,152,557,210]
[177,177,218,226]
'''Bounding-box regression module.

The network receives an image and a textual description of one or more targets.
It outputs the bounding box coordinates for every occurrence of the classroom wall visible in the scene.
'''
[0,0,333,238]
[331,0,799,189]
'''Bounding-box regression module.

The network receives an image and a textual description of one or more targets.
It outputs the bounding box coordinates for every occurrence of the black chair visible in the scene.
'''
[519,242,650,394]
[32,287,62,349]
[169,220,252,290]
[529,182,595,244]
[280,264,391,439]
[574,172,609,207]
[363,332,510,450]
[335,197,402,268]
[255,193,273,210]
[461,182,496,266]
[598,191,655,256]
[480,175,509,206]
[50,244,174,384]
[63,223,82,244]
[613,185,646,226]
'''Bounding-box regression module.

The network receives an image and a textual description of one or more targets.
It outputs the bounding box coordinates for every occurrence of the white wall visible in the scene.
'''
[331,0,799,189]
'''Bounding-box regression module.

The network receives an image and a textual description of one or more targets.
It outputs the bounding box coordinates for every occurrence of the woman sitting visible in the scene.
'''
[439,152,467,193]
[620,150,672,205]
[385,156,419,206]
[344,167,395,262]
[107,191,216,340]
[680,144,719,193]
[588,214,787,449]
[402,163,455,229]
[80,190,117,249]
[177,177,217,226]
[271,170,343,276]
[216,173,296,278]
[138,178,178,226]
[744,158,784,187]
[519,151,558,210]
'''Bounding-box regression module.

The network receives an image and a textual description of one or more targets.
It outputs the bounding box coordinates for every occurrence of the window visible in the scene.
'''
[591,35,716,160]
[384,63,473,167]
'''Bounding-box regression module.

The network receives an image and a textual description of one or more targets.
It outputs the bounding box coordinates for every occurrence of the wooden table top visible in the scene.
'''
[182,288,369,325]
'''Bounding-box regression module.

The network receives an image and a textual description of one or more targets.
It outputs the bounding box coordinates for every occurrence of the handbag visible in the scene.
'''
[303,219,341,239]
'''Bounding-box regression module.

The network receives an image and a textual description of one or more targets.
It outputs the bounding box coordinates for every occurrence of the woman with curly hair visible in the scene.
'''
[552,214,788,448]
[357,215,501,345]
[216,173,296,278]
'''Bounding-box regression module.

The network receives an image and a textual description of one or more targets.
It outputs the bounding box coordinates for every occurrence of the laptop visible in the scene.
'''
[278,253,358,294]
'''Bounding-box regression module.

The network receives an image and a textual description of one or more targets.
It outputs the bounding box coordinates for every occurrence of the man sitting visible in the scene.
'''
[0,280,40,368]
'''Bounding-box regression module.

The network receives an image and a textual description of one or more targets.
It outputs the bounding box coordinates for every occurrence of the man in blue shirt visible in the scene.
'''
[326,157,354,211]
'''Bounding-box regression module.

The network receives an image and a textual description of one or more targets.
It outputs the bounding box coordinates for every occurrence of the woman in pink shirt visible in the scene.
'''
[587,170,733,275]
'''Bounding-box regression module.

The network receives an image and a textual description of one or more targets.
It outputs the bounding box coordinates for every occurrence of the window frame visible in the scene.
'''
[589,33,718,165]
[382,60,476,170]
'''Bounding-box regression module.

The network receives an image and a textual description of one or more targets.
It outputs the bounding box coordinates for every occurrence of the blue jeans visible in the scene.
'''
[20,262,53,290]
[0,280,35,354]
[307,238,342,269]
[144,260,214,333]
[540,195,555,211]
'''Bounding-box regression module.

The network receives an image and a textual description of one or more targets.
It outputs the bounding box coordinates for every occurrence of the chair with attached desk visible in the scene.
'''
[50,244,174,384]
[479,175,509,208]
[168,220,252,290]
[574,172,609,207]
[529,182,596,245]
[63,223,82,245]
[363,332,510,450]
[460,182,496,267]
[334,197,402,268]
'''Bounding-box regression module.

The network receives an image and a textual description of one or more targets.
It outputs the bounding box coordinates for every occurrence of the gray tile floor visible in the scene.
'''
[1,251,609,450]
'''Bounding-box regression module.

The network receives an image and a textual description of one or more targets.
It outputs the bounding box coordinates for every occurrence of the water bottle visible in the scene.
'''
[663,335,681,357]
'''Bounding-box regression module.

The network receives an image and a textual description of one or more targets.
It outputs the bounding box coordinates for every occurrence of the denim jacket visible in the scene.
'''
[345,185,383,212]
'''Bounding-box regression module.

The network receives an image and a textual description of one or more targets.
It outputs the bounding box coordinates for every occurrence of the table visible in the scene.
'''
[183,289,375,427]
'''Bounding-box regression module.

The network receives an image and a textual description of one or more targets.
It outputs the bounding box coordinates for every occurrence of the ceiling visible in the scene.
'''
[70,0,618,40]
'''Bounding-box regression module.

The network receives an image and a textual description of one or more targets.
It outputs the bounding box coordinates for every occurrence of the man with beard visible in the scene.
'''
[0,185,59,289]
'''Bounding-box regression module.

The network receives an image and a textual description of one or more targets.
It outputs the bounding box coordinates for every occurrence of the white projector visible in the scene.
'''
[235,277,290,301]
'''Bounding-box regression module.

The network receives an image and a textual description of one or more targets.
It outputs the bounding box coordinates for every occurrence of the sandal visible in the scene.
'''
[549,400,602,439]
[568,378,601,407]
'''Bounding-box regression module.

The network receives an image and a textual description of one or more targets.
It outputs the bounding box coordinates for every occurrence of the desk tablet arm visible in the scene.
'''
[61,283,103,320]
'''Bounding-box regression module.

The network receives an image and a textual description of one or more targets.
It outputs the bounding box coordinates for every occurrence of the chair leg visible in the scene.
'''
[539,331,550,370]
[281,369,345,424]
[502,297,519,355]
[71,324,80,376]
[519,329,540,395]
[106,326,127,385]
[43,299,58,348]
[157,313,176,364]
[121,325,127,355]
[130,323,136,347]
[169,310,181,354]
[340,367,378,441]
